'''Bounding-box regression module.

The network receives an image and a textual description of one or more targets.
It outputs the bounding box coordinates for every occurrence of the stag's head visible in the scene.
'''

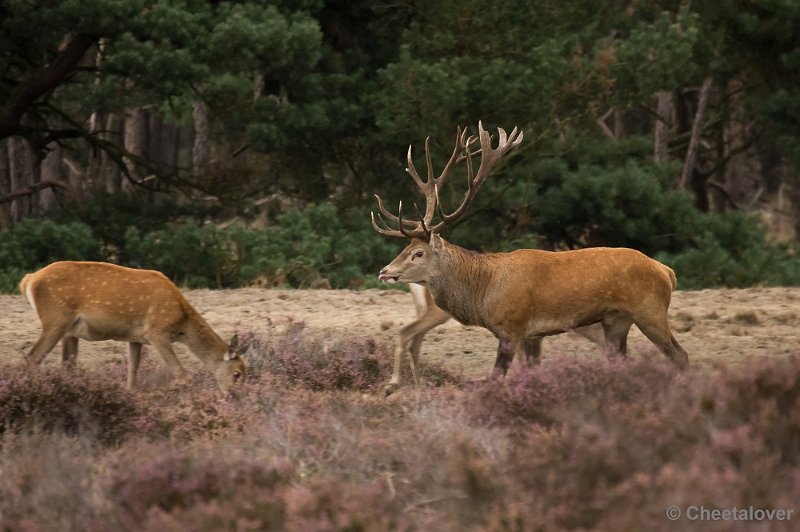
[372,121,523,284]
[378,236,443,285]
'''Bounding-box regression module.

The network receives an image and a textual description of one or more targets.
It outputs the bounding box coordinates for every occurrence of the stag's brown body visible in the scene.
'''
[381,238,688,372]
[20,261,246,391]
[372,121,689,375]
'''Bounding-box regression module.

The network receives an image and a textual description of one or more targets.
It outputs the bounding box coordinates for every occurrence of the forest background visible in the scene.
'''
[2,0,800,291]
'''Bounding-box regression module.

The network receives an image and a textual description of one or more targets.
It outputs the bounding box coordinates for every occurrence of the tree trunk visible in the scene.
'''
[8,137,38,222]
[192,99,209,176]
[123,107,147,190]
[653,90,673,163]
[0,139,10,228]
[723,79,761,209]
[39,143,62,209]
[677,76,713,190]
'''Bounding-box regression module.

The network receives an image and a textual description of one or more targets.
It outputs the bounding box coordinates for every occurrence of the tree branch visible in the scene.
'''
[0,180,73,206]
[0,33,97,139]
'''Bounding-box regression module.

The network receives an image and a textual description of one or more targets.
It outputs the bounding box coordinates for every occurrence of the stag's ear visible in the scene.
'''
[429,233,444,251]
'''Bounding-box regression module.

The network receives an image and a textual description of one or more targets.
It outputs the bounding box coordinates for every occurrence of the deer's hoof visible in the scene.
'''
[383,383,400,397]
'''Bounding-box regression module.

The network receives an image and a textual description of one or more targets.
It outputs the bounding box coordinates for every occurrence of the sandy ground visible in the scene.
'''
[2,286,799,380]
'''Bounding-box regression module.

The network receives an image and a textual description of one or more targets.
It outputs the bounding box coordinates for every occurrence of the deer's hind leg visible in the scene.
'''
[602,314,633,361]
[521,337,543,367]
[634,314,689,369]
[61,336,79,367]
[26,316,75,367]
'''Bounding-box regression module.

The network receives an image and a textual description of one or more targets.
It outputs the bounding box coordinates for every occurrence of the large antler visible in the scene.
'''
[371,121,523,240]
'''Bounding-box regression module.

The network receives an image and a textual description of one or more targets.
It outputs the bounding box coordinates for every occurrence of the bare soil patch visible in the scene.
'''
[2,286,799,379]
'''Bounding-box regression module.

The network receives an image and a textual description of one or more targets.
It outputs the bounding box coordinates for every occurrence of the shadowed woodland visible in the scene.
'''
[2,1,800,290]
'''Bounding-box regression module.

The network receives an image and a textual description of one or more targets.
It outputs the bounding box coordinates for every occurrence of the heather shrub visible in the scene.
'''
[464,355,678,427]
[101,443,292,529]
[0,364,146,446]
[0,431,98,531]
[455,355,800,530]
[237,320,460,392]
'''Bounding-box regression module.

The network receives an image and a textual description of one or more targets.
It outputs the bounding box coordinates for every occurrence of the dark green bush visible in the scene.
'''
[0,219,100,292]
[658,211,800,289]
[46,190,221,261]
[125,224,232,288]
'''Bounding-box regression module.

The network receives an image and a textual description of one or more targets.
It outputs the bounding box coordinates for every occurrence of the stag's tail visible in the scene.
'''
[19,274,32,302]
[663,266,678,291]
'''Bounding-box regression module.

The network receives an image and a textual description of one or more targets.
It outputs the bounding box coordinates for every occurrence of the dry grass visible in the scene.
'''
[1,319,800,531]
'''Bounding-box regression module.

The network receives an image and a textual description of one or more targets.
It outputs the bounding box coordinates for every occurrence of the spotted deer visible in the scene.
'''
[20,261,246,392]
[372,122,689,378]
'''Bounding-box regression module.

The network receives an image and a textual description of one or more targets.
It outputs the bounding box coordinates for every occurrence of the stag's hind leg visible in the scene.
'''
[634,315,689,369]
[602,314,633,361]
[521,337,543,367]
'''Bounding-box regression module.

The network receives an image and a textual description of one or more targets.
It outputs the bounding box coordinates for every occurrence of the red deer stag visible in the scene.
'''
[372,122,689,377]
[20,261,246,392]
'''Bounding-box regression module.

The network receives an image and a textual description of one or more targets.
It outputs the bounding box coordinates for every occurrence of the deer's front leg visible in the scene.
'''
[127,342,143,388]
[492,337,521,378]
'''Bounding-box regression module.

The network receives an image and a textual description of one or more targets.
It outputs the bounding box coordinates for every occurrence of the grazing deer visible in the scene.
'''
[385,283,604,396]
[19,261,246,392]
[372,122,689,376]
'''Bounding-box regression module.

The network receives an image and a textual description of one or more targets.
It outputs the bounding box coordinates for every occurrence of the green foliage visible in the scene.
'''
[0,219,100,291]
[125,224,231,289]
[46,191,221,261]
[658,212,800,289]
[256,203,400,288]
[528,156,699,254]
[8,201,396,291]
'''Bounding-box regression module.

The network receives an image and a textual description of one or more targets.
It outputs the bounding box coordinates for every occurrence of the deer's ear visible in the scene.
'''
[430,233,444,251]
[228,334,239,351]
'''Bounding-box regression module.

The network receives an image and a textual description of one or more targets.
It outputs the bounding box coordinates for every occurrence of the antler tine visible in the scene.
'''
[373,194,418,228]
[371,122,522,240]
[432,126,468,187]
[405,144,426,191]
[430,121,524,231]
[397,201,429,239]
[370,211,406,238]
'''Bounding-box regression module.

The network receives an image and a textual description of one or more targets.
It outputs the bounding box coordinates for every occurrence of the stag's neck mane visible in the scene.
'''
[427,240,494,327]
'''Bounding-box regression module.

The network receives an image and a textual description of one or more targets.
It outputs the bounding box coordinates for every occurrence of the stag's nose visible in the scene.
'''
[378,268,396,283]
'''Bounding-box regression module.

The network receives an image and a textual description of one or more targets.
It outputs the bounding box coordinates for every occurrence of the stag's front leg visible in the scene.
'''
[492,337,522,378]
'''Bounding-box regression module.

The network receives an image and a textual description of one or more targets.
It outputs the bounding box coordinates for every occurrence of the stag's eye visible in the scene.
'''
[233,371,242,382]
[413,250,424,258]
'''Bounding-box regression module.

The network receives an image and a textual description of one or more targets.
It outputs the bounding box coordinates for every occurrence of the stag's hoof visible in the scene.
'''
[383,383,400,397]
